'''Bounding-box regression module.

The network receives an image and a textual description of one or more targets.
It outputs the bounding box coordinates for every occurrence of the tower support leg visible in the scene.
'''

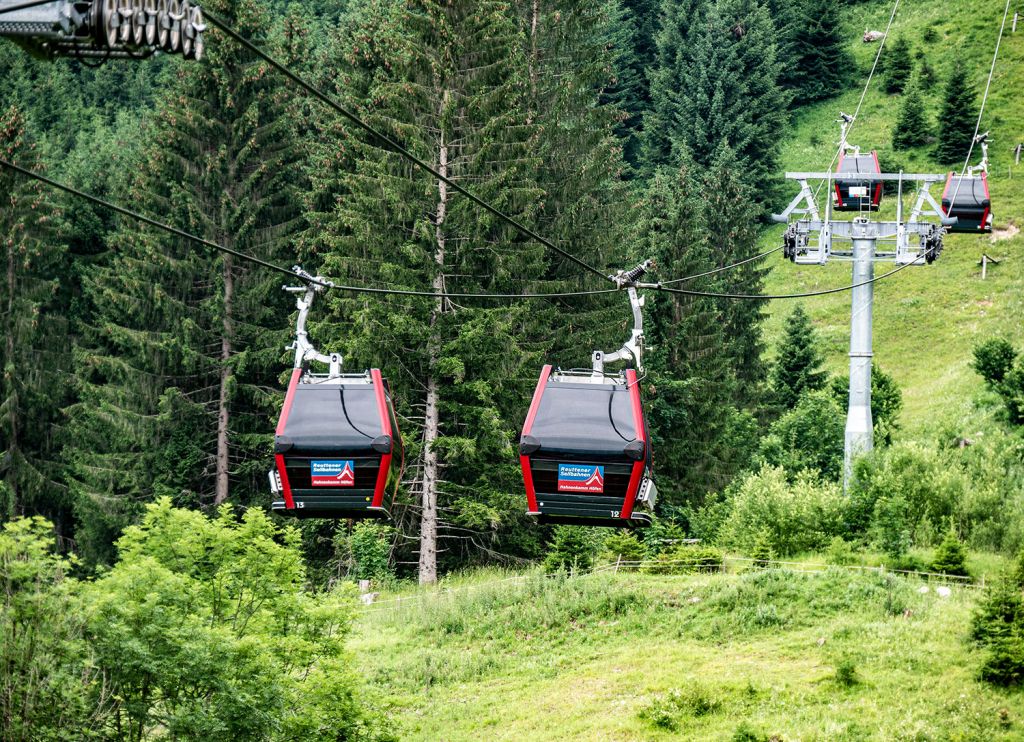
[844,227,875,489]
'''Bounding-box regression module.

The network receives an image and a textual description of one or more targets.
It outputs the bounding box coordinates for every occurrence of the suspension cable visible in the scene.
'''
[0,158,941,303]
[201,10,613,286]
[660,245,782,286]
[947,0,1011,207]
[815,0,902,204]
[0,157,617,299]
[0,0,59,15]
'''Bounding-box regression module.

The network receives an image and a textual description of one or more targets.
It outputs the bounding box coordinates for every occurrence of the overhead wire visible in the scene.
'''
[201,10,613,287]
[815,0,902,204]
[0,0,59,15]
[946,0,1011,208]
[659,245,782,286]
[0,157,943,304]
[0,157,616,299]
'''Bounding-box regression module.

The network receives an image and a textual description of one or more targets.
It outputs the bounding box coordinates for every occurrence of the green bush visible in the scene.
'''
[980,638,1024,687]
[759,391,845,481]
[644,544,723,575]
[601,531,647,564]
[849,442,966,546]
[718,466,845,556]
[543,526,595,573]
[638,685,724,731]
[826,536,857,566]
[972,576,1024,645]
[834,657,860,688]
[972,338,1017,388]
[749,530,776,568]
[347,521,394,582]
[931,523,969,577]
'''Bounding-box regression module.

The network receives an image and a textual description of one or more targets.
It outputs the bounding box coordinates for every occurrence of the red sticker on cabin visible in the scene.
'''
[557,464,604,493]
[310,460,355,487]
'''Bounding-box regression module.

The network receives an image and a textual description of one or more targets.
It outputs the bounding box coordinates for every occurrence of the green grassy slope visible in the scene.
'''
[352,568,1020,740]
[762,0,1024,432]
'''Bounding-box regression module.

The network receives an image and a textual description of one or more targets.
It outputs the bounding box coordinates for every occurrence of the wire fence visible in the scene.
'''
[355,553,983,615]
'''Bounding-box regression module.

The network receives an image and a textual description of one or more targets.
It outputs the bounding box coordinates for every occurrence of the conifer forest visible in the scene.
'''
[1,0,1024,738]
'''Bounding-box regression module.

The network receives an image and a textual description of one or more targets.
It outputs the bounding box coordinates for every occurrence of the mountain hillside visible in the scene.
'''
[762,0,1023,431]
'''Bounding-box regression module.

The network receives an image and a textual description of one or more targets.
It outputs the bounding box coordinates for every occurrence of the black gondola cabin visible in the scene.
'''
[833,150,883,211]
[271,368,403,519]
[519,365,655,528]
[941,172,992,233]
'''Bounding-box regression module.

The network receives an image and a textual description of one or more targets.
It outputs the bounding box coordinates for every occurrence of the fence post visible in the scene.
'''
[614,555,621,574]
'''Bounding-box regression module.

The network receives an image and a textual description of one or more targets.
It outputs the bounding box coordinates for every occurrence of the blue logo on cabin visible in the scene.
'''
[310,460,355,487]
[557,464,604,493]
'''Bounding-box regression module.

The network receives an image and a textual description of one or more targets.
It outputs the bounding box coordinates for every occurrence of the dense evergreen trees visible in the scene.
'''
[642,0,789,189]
[0,108,71,528]
[934,57,980,165]
[66,0,306,562]
[772,304,826,410]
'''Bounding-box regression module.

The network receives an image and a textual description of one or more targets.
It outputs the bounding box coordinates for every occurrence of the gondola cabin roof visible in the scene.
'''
[519,365,654,528]
[941,172,991,233]
[834,150,882,211]
[272,368,402,520]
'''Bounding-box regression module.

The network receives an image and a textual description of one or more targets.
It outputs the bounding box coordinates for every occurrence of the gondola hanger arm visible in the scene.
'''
[285,265,342,376]
[593,261,652,376]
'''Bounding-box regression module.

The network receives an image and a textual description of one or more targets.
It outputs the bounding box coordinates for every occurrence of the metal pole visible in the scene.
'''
[844,218,875,489]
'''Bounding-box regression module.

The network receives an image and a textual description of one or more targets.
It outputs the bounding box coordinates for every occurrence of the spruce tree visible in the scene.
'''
[934,58,979,165]
[771,304,826,410]
[644,0,789,194]
[0,107,72,527]
[310,0,557,582]
[642,160,757,505]
[784,0,849,103]
[699,144,769,398]
[66,0,306,563]
[892,78,931,150]
[882,35,913,94]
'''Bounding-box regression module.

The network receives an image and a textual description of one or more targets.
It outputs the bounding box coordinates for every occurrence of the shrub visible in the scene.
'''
[644,544,723,575]
[348,521,394,582]
[543,526,594,573]
[972,576,1024,645]
[826,536,857,566]
[849,442,966,545]
[834,657,859,687]
[759,391,844,481]
[749,530,776,568]
[719,466,845,556]
[973,338,1017,388]
[882,35,913,94]
[931,523,969,577]
[638,684,724,731]
[601,531,646,564]
[980,638,1024,687]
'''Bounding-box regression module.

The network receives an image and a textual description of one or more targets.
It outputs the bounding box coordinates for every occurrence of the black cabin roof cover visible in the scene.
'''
[944,175,990,209]
[528,381,638,456]
[276,382,384,455]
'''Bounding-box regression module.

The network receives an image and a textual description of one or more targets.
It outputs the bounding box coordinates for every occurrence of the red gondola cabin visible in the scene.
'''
[519,365,655,528]
[834,150,883,211]
[941,172,992,233]
[270,368,403,519]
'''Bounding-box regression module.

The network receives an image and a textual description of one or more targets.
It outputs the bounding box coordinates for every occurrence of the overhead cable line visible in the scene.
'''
[659,245,783,286]
[0,157,615,299]
[201,10,613,287]
[947,0,1011,207]
[0,160,938,303]
[649,242,937,300]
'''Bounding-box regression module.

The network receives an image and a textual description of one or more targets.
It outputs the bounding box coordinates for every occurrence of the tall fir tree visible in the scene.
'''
[66,0,307,563]
[310,0,553,582]
[641,161,756,506]
[698,143,769,398]
[771,303,826,410]
[934,57,979,165]
[786,0,849,103]
[0,107,73,529]
[882,35,913,94]
[643,0,789,196]
[892,77,931,150]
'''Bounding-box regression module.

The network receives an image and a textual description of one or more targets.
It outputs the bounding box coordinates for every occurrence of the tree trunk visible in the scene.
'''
[419,90,450,585]
[3,232,17,513]
[214,252,233,505]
